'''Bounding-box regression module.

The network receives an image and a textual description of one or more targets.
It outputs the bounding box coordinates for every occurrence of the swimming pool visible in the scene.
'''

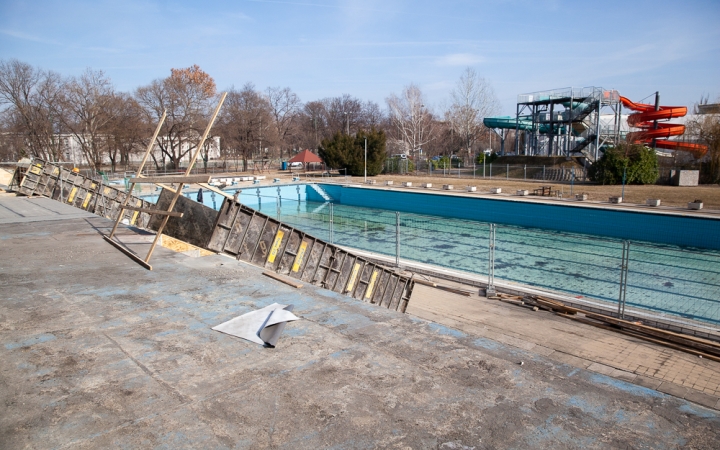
[151,183,720,325]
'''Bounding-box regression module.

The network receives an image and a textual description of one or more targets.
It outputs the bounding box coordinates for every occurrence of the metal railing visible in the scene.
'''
[242,199,720,327]
[383,162,588,183]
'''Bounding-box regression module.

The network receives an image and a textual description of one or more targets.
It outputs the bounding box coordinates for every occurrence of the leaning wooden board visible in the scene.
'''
[207,197,414,313]
[17,159,155,228]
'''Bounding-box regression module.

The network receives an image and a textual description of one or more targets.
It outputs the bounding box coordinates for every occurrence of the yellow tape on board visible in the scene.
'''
[346,263,361,292]
[82,193,93,209]
[29,164,42,175]
[131,199,141,225]
[67,187,78,203]
[365,270,379,299]
[267,230,285,263]
[292,241,308,272]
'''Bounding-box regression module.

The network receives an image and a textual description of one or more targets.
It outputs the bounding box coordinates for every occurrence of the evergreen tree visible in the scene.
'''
[318,128,387,176]
[589,144,659,185]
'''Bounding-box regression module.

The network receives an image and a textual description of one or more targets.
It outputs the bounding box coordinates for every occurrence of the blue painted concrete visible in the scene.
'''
[320,184,720,250]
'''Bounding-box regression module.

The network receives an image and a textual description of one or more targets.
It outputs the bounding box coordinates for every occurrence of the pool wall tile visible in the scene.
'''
[324,185,720,251]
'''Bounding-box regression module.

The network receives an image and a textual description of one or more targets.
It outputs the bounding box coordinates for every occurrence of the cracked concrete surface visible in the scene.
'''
[1,196,719,449]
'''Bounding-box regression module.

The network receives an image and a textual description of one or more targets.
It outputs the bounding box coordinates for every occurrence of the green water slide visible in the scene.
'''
[483,116,559,134]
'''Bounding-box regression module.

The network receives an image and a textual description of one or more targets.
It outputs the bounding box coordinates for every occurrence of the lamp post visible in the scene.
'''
[364,138,367,183]
[343,111,351,135]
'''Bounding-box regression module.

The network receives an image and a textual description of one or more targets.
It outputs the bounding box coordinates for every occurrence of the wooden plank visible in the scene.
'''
[530,295,720,356]
[197,182,234,199]
[413,278,437,287]
[562,314,720,363]
[102,235,153,270]
[263,271,303,288]
[130,174,213,184]
[122,205,184,217]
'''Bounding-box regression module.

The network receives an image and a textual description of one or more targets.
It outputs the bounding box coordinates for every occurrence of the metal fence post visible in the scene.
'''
[489,163,492,179]
[506,164,509,180]
[395,212,400,266]
[329,203,334,244]
[543,165,546,181]
[276,194,280,219]
[487,223,496,297]
[524,165,526,180]
[617,241,630,319]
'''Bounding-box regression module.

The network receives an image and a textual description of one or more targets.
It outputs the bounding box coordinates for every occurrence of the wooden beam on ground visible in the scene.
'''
[102,235,153,270]
[263,271,303,288]
[197,182,234,199]
[528,295,720,356]
[413,278,437,287]
[435,285,472,296]
[561,314,720,363]
[122,205,184,217]
[130,175,212,184]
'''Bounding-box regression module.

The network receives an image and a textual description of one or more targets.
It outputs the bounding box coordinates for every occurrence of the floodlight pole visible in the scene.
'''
[364,138,367,183]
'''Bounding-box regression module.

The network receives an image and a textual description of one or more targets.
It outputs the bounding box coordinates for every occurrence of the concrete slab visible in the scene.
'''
[1,196,720,449]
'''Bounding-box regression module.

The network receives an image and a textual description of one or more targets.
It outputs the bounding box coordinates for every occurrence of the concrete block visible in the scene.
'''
[576,194,588,201]
[443,185,454,190]
[609,196,622,204]
[673,170,699,186]
[466,186,476,192]
[490,187,502,194]
[402,182,412,187]
[646,199,661,207]
[366,179,376,185]
[421,183,432,188]
[634,375,663,390]
[688,201,703,210]
[516,189,528,196]
[657,381,689,398]
[683,390,720,409]
[385,180,393,185]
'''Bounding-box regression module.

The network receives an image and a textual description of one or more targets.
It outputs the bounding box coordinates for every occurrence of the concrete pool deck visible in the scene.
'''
[1,195,719,448]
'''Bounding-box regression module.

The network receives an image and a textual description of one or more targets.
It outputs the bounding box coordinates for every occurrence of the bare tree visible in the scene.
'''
[0,59,66,161]
[106,93,147,173]
[266,86,301,158]
[61,69,116,170]
[217,83,273,171]
[446,67,500,163]
[386,84,435,162]
[688,96,720,182]
[135,65,216,170]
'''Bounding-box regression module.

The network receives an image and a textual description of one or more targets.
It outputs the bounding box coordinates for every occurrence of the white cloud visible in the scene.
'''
[436,53,484,66]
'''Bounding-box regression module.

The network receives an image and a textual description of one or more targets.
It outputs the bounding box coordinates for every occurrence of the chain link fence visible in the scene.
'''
[266,200,720,326]
[384,161,588,183]
[169,189,719,327]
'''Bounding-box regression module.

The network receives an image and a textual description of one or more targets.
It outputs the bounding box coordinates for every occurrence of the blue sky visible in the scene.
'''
[1,0,718,115]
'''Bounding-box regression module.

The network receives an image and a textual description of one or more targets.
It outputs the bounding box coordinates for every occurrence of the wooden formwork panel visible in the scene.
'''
[16,160,151,227]
[352,261,375,300]
[299,239,323,282]
[238,214,267,262]
[275,229,303,275]
[252,219,279,266]
[205,196,415,313]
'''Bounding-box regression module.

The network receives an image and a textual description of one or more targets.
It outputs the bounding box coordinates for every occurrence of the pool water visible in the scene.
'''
[158,188,720,326]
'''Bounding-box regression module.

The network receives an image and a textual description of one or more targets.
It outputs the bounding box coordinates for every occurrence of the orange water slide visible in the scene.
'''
[619,96,707,156]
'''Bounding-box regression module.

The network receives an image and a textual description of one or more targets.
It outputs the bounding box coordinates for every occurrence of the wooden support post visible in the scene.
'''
[122,205,184,217]
[144,92,227,265]
[108,110,166,240]
[129,175,212,184]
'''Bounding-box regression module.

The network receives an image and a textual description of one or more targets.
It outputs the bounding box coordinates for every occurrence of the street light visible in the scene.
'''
[343,111,351,135]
